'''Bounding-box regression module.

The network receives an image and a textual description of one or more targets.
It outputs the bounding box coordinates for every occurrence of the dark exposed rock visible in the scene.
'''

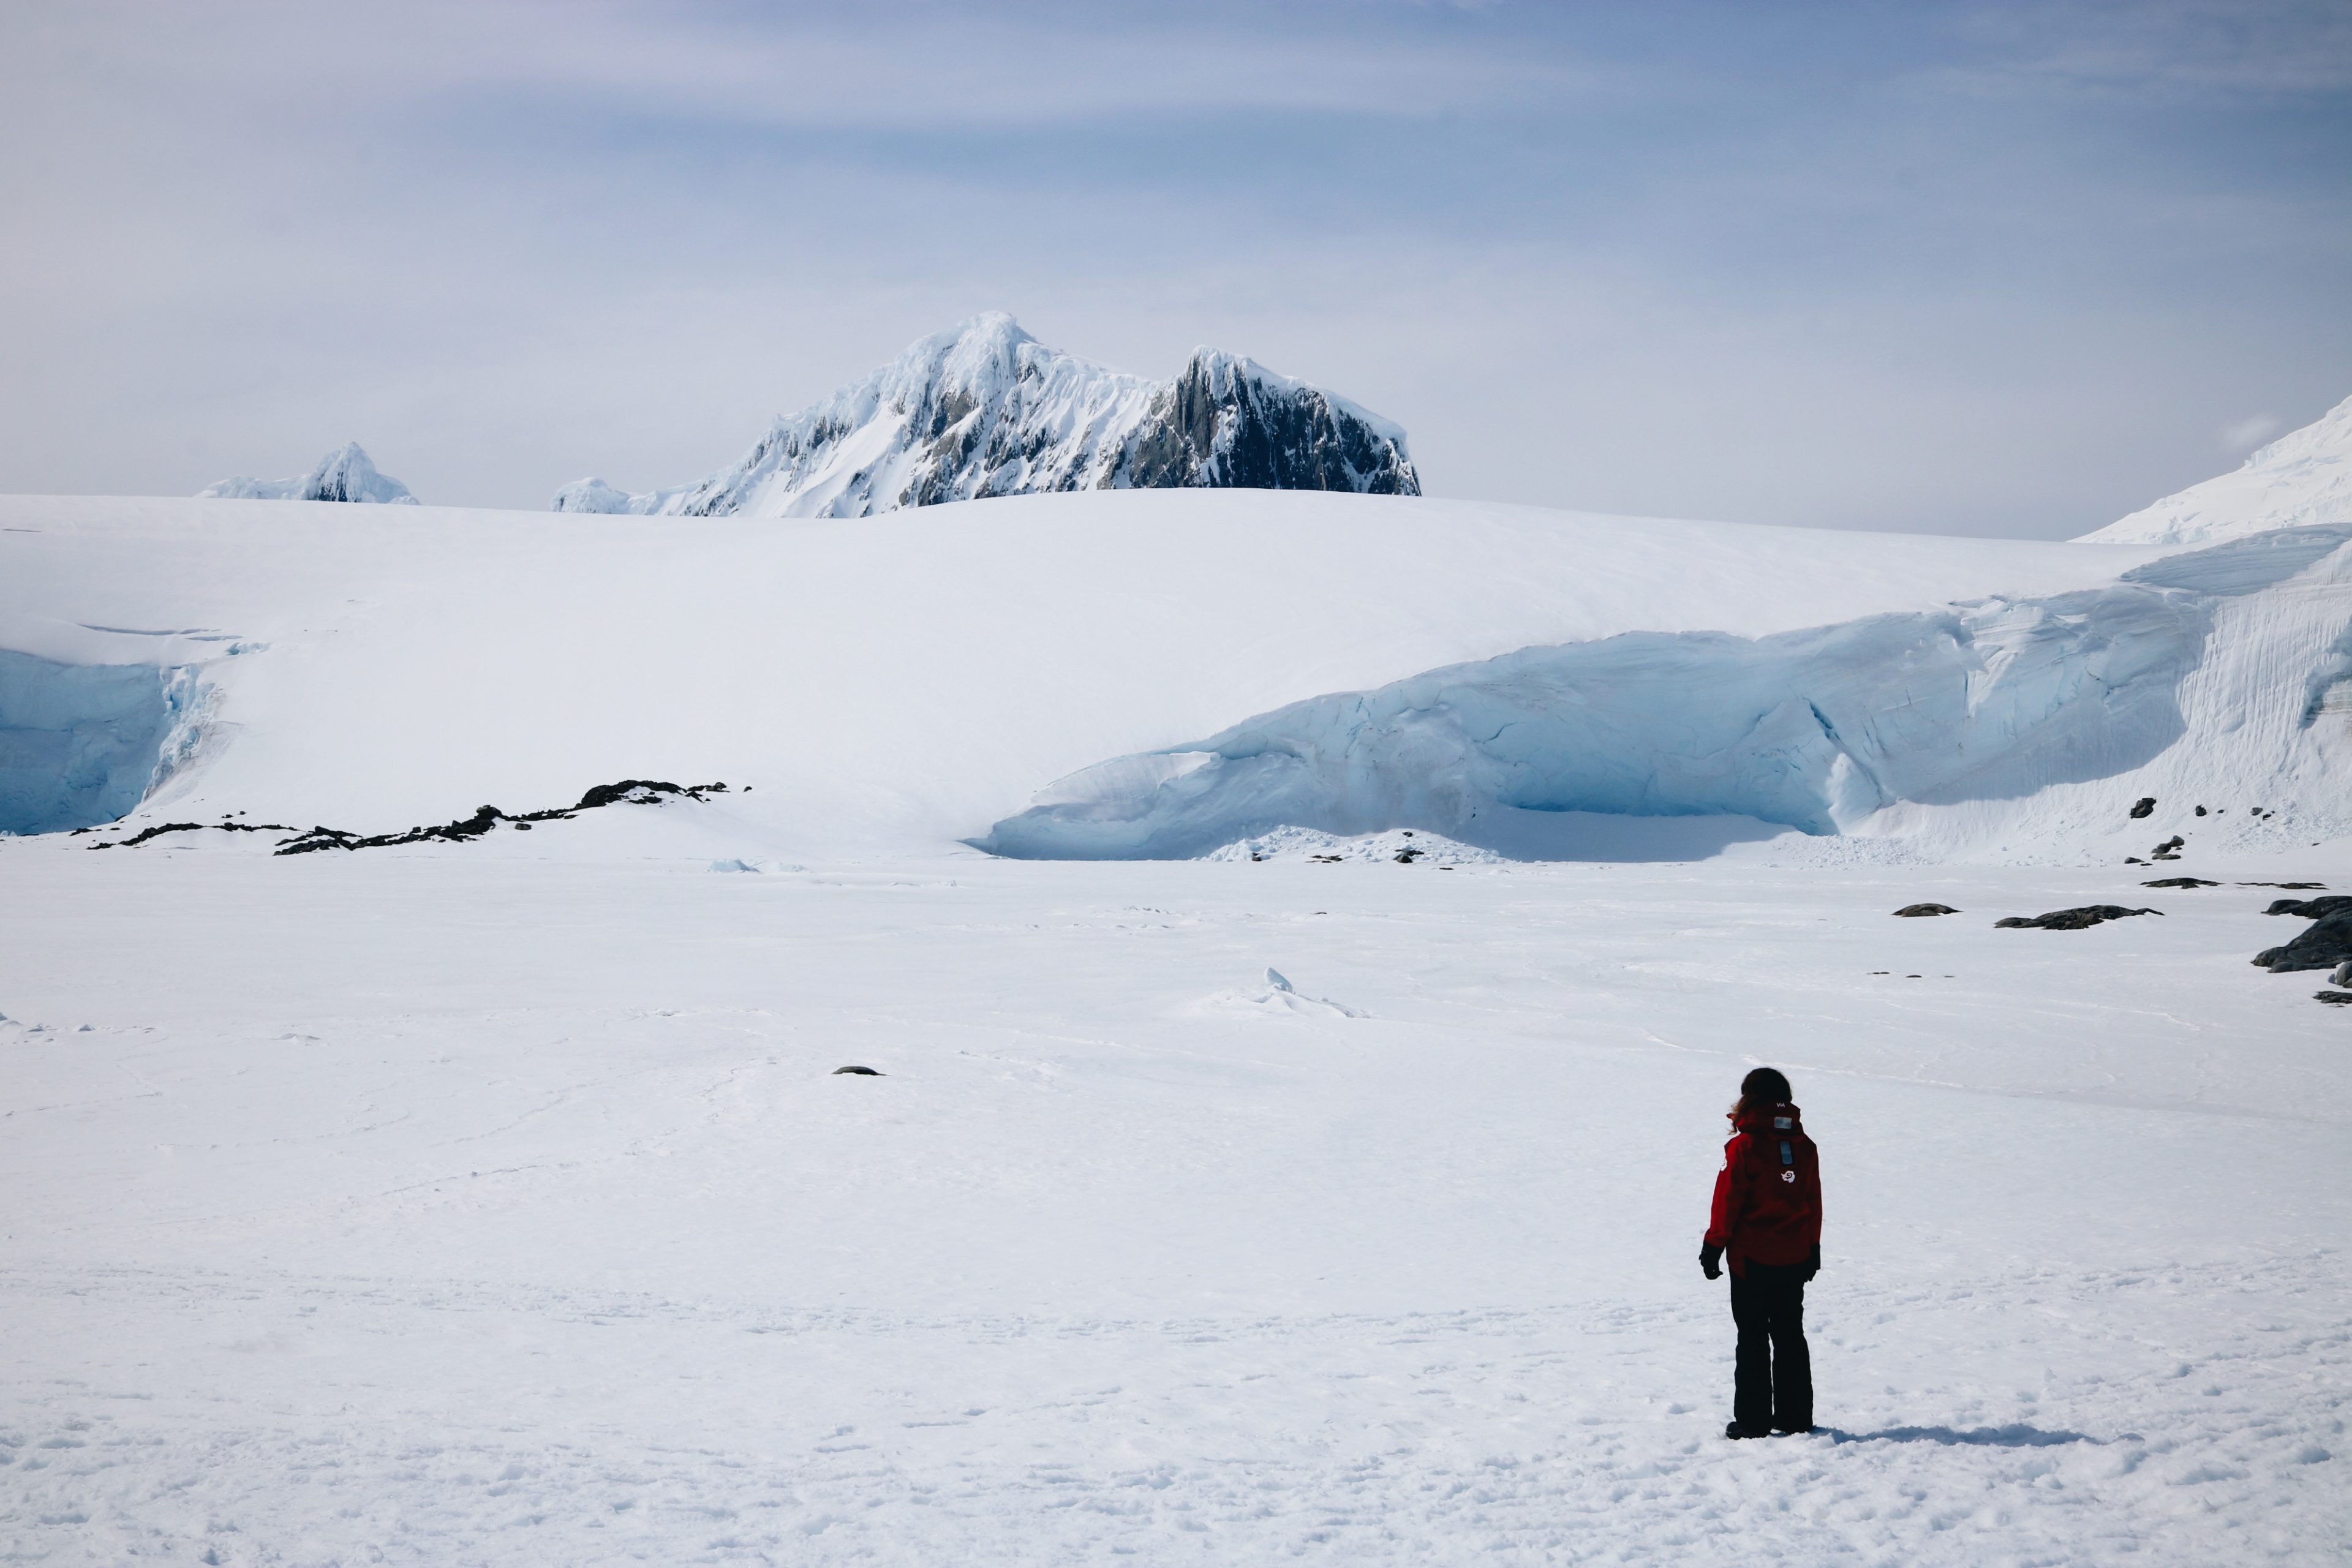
[1117,351,1417,497]
[2253,911,2352,971]
[1893,903,1959,916]
[1995,905,2163,930]
[2140,877,2218,889]
[71,778,745,857]
[2264,896,2352,919]
[2242,881,2326,889]
[1395,846,1425,863]
[88,817,300,849]
[2195,805,2207,816]
[2316,991,2352,1005]
[831,1065,883,1076]
[2129,797,2157,819]
[574,778,722,811]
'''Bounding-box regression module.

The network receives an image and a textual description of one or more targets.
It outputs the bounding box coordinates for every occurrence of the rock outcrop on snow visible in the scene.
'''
[2253,910,2352,971]
[552,313,1418,519]
[1995,905,2162,930]
[2077,394,2352,546]
[200,443,420,505]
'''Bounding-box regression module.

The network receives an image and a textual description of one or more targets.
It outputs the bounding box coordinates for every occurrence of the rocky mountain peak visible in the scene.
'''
[199,442,420,505]
[554,317,1416,519]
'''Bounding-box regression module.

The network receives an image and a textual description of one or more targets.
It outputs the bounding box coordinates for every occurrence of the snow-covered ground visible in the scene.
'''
[3,821,2346,1564]
[4,482,2348,1562]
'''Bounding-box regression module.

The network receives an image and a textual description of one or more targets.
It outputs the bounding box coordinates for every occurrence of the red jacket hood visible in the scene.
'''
[1732,1102,1806,1136]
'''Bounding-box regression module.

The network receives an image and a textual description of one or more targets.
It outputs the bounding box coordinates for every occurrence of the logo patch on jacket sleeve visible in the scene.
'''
[1782,1170,1796,1183]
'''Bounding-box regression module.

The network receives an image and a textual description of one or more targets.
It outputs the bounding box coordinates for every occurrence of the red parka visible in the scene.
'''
[1705,1101,1822,1275]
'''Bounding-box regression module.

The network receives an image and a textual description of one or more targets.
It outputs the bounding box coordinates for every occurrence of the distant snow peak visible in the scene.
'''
[2078,393,2352,546]
[199,443,420,505]
[554,313,1418,519]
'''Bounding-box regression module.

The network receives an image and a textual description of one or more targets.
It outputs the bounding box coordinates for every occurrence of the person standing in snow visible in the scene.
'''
[1699,1066,1822,1439]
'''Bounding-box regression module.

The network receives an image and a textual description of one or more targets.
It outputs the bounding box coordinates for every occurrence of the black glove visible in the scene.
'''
[1804,1242,1820,1283]
[1700,1242,1723,1281]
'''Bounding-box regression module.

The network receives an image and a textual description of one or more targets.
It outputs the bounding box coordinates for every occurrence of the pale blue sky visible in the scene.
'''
[1,0,2345,535]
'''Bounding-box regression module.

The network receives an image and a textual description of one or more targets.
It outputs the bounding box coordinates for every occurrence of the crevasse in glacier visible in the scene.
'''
[0,651,202,834]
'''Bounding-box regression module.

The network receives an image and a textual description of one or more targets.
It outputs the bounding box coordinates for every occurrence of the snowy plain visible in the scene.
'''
[2,486,2348,1564]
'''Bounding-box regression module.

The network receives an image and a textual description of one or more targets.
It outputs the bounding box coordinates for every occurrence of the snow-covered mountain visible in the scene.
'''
[198,442,420,505]
[553,314,1419,518]
[2076,394,2352,546]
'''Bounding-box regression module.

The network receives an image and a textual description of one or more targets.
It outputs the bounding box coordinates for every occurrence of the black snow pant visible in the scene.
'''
[1730,1261,1812,1431]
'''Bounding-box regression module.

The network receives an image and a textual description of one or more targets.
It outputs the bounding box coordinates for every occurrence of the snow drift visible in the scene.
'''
[2076,394,2352,546]
[199,442,420,505]
[552,313,1417,519]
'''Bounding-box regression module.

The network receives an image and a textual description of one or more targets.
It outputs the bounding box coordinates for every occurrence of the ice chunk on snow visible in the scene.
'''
[1193,967,1365,1019]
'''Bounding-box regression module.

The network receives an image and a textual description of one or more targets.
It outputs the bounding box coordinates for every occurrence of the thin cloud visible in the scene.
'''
[2220,413,2285,451]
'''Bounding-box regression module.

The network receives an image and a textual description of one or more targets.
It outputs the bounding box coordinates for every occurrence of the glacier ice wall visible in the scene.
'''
[978,527,2352,861]
[976,590,2201,858]
[0,652,200,834]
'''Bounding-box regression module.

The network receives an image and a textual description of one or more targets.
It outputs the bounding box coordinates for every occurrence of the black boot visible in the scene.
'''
[1724,1420,1770,1439]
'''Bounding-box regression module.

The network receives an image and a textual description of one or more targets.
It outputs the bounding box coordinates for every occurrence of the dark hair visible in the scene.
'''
[1729,1066,1793,1121]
